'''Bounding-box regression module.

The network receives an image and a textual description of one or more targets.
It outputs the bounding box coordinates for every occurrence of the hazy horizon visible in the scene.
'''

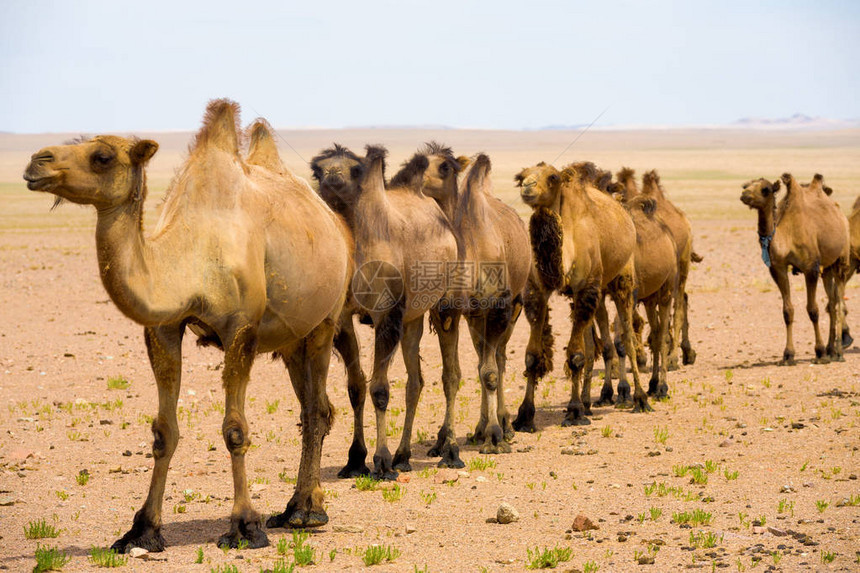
[2,0,858,134]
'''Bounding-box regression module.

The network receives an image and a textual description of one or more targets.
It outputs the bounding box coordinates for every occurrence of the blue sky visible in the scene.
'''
[1,0,858,133]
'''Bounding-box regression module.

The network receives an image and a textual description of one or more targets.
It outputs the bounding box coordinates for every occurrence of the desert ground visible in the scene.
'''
[1,126,859,572]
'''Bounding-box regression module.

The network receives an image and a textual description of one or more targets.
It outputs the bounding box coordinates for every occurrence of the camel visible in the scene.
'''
[22,100,352,551]
[513,161,651,428]
[640,170,699,369]
[621,195,678,398]
[740,173,850,364]
[403,143,530,461]
[311,144,458,479]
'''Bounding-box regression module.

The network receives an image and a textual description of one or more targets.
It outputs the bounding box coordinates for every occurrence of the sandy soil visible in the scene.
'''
[1,128,859,572]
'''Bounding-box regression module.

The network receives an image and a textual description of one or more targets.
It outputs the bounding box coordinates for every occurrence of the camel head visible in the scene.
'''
[409,141,467,203]
[740,178,781,210]
[515,162,562,208]
[310,144,365,213]
[23,136,158,209]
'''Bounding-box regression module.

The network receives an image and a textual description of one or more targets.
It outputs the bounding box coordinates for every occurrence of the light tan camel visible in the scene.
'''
[621,195,678,398]
[513,162,651,428]
[740,174,850,363]
[311,145,458,479]
[405,144,530,460]
[22,100,351,551]
[641,170,699,368]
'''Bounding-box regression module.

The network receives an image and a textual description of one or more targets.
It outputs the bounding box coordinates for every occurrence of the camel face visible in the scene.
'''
[515,163,561,208]
[24,136,158,208]
[740,178,779,210]
[310,145,364,212]
[422,153,459,201]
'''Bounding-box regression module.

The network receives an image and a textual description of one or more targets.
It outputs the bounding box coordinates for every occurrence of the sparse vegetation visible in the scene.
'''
[24,518,61,539]
[382,484,405,502]
[355,475,380,491]
[33,544,70,572]
[526,546,573,569]
[363,544,400,566]
[106,375,130,390]
[88,547,128,567]
[75,469,90,486]
[468,456,496,471]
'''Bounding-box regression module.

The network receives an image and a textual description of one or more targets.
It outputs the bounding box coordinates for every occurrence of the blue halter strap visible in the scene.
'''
[759,233,773,268]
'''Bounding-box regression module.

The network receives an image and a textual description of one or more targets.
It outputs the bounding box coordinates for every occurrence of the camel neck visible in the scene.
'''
[756,198,776,239]
[94,197,179,325]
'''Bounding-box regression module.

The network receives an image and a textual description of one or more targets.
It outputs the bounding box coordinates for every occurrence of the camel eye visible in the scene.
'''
[548,174,560,185]
[439,163,449,176]
[762,187,771,197]
[90,150,115,169]
[349,165,363,179]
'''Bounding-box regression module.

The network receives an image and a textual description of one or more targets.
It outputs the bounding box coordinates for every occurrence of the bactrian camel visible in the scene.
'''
[311,144,458,479]
[513,161,651,428]
[22,100,352,551]
[740,173,850,364]
[403,144,530,461]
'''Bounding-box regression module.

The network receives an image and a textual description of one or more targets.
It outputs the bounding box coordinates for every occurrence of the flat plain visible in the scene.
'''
[1,126,859,572]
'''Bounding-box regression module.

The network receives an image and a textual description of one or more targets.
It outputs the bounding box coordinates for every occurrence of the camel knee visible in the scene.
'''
[150,419,177,460]
[222,418,249,454]
[481,370,499,392]
[370,384,389,412]
[807,308,819,323]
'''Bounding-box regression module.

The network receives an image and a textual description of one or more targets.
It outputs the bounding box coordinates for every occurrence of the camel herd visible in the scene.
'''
[20,99,860,553]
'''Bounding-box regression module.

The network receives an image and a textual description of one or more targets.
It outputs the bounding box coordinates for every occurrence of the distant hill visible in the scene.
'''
[732,113,860,130]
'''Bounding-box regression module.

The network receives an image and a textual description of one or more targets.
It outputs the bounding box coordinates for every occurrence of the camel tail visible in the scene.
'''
[246,118,285,172]
[691,251,704,263]
[193,98,242,156]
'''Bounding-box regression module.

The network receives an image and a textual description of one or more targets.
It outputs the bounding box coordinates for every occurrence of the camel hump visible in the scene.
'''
[389,152,429,191]
[246,119,285,172]
[193,98,241,156]
[617,166,635,183]
[642,169,660,186]
[469,153,491,178]
[562,161,597,184]
[852,195,860,211]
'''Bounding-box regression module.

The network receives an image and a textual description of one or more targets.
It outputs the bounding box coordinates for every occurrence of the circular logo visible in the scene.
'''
[351,260,404,312]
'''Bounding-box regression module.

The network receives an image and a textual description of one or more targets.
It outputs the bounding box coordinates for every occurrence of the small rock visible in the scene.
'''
[99,419,113,425]
[476,476,487,483]
[802,482,813,488]
[122,450,132,457]
[752,526,766,534]
[791,422,804,429]
[618,534,628,542]
[457,471,470,478]
[405,524,416,534]
[767,526,787,537]
[638,555,655,565]
[780,485,795,493]
[664,446,673,452]
[333,524,364,533]
[647,451,661,457]
[495,558,515,565]
[433,470,459,484]
[718,439,733,448]
[571,514,599,532]
[561,447,577,455]
[497,502,519,524]
[396,474,411,484]
[516,445,534,453]
[0,495,19,506]
[129,547,148,559]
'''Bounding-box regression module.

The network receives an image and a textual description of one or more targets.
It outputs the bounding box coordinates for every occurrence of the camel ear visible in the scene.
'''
[456,156,471,170]
[641,198,657,215]
[513,170,525,186]
[824,185,833,196]
[130,140,158,166]
[611,192,624,202]
[772,180,781,193]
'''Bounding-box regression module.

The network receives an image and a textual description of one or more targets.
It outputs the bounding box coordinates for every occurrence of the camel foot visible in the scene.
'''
[616,381,631,405]
[435,440,465,469]
[111,514,165,553]
[372,451,398,481]
[648,378,668,399]
[512,401,536,433]
[666,354,680,372]
[632,392,653,413]
[595,382,614,407]
[469,420,488,445]
[217,517,269,549]
[266,504,328,530]
[478,425,508,455]
[581,402,593,416]
[337,442,370,479]
[392,449,412,473]
[812,356,831,365]
[561,403,590,426]
[682,346,697,365]
[841,328,853,349]
[502,416,515,442]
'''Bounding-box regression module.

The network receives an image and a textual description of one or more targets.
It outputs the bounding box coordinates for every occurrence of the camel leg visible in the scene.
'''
[218,324,268,549]
[495,297,521,441]
[770,266,796,365]
[822,268,845,362]
[562,285,600,426]
[393,317,425,472]
[334,314,371,478]
[803,268,829,363]
[610,272,652,413]
[633,306,648,369]
[427,307,464,468]
[267,319,335,529]
[680,292,697,365]
[369,303,404,480]
[594,299,616,407]
[514,280,552,433]
[646,285,672,399]
[580,322,597,414]
[111,325,183,553]
[469,298,514,454]
[667,259,690,371]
